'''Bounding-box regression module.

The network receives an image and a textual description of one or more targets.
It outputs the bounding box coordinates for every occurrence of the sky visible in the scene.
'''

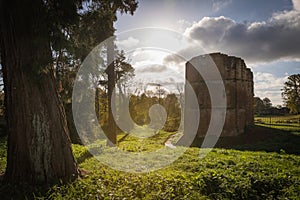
[114,0,300,106]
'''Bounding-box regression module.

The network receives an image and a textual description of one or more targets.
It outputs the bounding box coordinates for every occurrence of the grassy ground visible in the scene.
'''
[0,125,299,199]
[191,125,300,155]
[255,114,300,132]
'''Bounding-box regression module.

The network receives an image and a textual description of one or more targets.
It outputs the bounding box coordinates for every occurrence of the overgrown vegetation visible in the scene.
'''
[0,124,299,199]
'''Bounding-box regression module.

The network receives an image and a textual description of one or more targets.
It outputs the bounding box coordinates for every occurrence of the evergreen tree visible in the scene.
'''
[0,0,138,184]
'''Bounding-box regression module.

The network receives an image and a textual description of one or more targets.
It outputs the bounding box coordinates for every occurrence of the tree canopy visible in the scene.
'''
[282,74,300,114]
[0,0,138,184]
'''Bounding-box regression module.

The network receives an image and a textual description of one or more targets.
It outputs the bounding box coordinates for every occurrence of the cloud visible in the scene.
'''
[176,19,193,32]
[212,0,232,12]
[163,44,206,66]
[292,0,300,10]
[135,64,168,73]
[254,72,288,105]
[116,36,140,50]
[178,9,300,64]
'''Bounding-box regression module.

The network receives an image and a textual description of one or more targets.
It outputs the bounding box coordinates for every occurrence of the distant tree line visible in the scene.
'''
[254,74,300,116]
[253,97,290,116]
[129,93,181,132]
[96,86,181,134]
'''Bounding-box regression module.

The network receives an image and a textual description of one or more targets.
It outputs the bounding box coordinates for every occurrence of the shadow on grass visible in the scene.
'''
[76,150,93,164]
[189,125,300,155]
[257,123,300,128]
[0,182,51,200]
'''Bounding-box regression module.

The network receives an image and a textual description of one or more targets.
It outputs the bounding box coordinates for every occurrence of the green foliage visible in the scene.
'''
[236,130,300,155]
[118,129,175,152]
[128,93,181,132]
[94,50,136,132]
[40,149,300,199]
[282,74,300,114]
[0,136,6,174]
[0,92,4,117]
[253,97,284,116]
[0,129,300,199]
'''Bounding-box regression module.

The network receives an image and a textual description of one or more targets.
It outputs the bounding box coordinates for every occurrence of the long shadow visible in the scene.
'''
[190,125,300,155]
[257,123,300,128]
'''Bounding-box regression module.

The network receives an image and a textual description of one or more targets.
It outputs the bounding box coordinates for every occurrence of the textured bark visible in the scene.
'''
[0,0,78,184]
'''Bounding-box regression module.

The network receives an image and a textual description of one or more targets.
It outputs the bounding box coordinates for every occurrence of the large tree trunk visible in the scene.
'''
[0,0,78,184]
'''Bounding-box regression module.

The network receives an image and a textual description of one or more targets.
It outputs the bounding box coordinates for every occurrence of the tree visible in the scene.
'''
[94,50,135,135]
[262,97,272,109]
[163,94,181,132]
[51,1,137,146]
[282,74,300,114]
[0,0,79,183]
[52,5,115,144]
[253,97,265,115]
[115,50,135,102]
[104,0,138,146]
[0,0,138,184]
[114,51,135,134]
[253,97,273,115]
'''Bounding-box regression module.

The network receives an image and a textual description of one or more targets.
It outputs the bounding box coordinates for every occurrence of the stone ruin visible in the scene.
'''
[183,53,254,139]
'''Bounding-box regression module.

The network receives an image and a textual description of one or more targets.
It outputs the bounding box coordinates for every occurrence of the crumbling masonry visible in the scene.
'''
[184,53,254,137]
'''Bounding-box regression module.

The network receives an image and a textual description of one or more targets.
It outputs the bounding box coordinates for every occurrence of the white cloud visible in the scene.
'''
[116,36,140,50]
[176,19,193,32]
[177,19,192,27]
[212,0,232,12]
[130,48,172,67]
[292,0,300,10]
[127,48,185,90]
[179,9,300,64]
[254,72,288,105]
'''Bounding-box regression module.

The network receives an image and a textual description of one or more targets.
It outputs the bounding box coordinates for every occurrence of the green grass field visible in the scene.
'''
[255,114,300,132]
[0,124,299,199]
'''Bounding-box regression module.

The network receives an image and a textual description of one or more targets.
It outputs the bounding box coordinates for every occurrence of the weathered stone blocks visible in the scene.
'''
[184,52,254,137]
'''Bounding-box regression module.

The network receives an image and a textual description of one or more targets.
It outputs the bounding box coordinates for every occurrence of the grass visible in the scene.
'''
[235,128,300,154]
[0,124,299,199]
[0,136,6,174]
[255,114,300,132]
[118,129,176,152]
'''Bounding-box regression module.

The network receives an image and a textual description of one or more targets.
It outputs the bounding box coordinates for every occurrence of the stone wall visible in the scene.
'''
[184,53,254,137]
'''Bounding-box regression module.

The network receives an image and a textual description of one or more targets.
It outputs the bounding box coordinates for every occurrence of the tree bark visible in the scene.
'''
[0,0,78,184]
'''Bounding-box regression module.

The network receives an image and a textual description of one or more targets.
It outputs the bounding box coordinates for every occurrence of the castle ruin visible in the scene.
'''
[184,53,254,139]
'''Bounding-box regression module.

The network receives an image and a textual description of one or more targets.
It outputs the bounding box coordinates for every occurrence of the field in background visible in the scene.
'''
[255,114,300,132]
